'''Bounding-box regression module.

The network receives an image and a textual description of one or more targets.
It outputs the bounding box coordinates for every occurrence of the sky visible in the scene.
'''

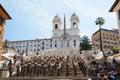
[0,0,117,41]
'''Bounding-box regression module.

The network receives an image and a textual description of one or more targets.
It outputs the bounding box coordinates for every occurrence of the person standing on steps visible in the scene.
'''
[16,64,20,77]
[66,60,70,76]
[8,59,12,77]
[57,61,61,76]
[73,60,78,76]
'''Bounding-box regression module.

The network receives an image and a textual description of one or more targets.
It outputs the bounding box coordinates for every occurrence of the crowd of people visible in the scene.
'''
[88,57,120,80]
[3,54,120,80]
[6,55,87,77]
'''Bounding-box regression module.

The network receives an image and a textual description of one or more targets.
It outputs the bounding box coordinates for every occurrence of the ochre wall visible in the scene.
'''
[0,7,8,55]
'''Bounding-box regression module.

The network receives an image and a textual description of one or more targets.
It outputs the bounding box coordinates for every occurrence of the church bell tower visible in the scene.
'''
[70,12,79,29]
[52,15,62,37]
[52,14,62,30]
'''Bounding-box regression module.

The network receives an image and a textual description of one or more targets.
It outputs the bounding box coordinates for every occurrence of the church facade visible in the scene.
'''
[6,13,81,55]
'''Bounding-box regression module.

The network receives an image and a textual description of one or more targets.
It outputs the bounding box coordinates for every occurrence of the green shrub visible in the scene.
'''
[112,48,120,54]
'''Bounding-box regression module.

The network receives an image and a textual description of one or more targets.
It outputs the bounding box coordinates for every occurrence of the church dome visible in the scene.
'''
[53,14,62,23]
[72,12,77,16]
[54,14,61,20]
[70,12,79,22]
[54,14,59,18]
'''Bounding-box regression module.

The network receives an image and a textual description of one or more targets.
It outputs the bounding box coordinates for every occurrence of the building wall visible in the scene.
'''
[7,36,80,54]
[0,18,5,54]
[52,28,80,38]
[7,14,81,54]
[110,1,120,37]
[92,29,119,51]
[115,1,120,36]
[0,5,11,54]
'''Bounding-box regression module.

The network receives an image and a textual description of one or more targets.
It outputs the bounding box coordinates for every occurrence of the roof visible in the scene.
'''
[92,28,119,36]
[109,0,119,12]
[0,4,11,19]
[9,38,52,43]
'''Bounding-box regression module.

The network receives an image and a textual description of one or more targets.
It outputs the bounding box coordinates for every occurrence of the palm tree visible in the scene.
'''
[95,17,105,52]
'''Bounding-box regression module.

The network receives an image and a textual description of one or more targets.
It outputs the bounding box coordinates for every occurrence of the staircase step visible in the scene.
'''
[0,77,88,80]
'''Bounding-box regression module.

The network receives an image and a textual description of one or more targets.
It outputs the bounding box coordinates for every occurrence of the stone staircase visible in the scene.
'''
[0,77,88,80]
[0,67,89,80]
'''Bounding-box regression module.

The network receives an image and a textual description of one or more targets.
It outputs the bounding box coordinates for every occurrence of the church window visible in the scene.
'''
[34,45,36,47]
[55,44,57,48]
[73,22,76,27]
[50,39,52,42]
[50,44,52,47]
[42,42,44,45]
[42,47,44,50]
[118,9,120,20]
[55,24,58,29]
[17,50,19,53]
[74,40,76,47]
[55,41,57,48]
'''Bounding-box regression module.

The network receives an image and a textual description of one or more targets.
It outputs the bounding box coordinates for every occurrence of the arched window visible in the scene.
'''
[55,41,57,48]
[73,22,76,27]
[55,44,57,48]
[42,42,44,45]
[50,44,52,47]
[74,40,76,47]
[55,24,58,29]
[42,47,44,50]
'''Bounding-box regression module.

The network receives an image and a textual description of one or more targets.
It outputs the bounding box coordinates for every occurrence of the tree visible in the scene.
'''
[95,17,105,52]
[112,48,120,54]
[80,35,92,52]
